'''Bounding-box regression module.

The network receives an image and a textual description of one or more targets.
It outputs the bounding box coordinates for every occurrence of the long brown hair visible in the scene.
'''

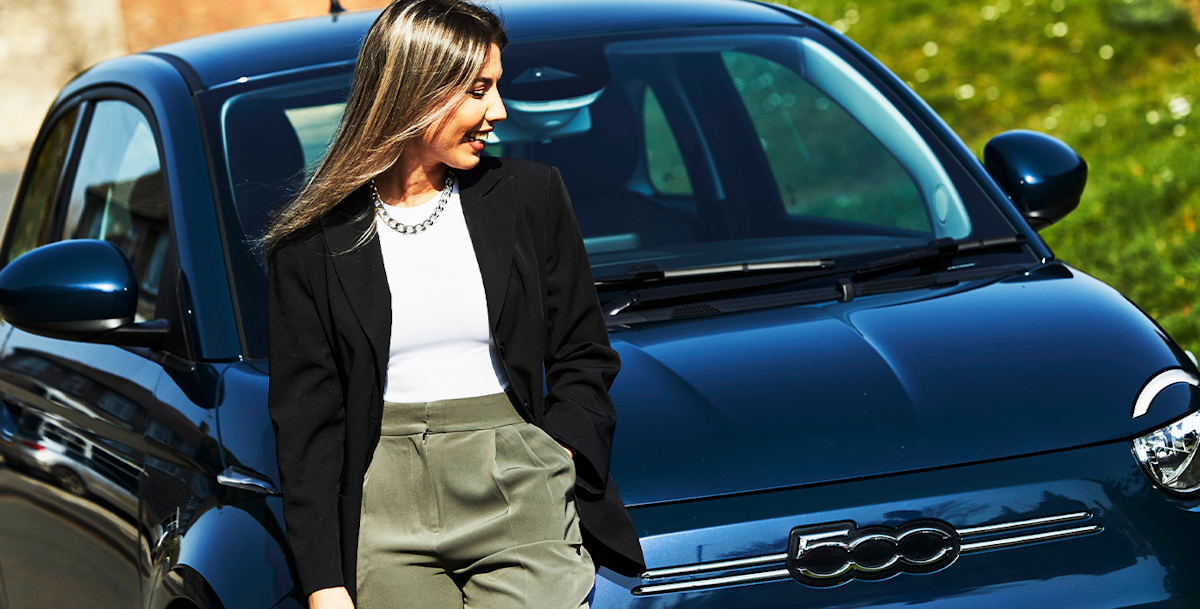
[261,0,507,257]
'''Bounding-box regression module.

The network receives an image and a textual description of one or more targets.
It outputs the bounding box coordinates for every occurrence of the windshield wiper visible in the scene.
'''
[853,235,1026,278]
[598,237,1029,320]
[594,258,835,289]
[596,258,835,317]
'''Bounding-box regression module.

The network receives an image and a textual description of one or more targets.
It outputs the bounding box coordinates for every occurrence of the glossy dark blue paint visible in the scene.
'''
[0,239,137,333]
[150,11,376,90]
[175,501,294,608]
[604,263,1199,505]
[0,323,189,609]
[603,439,1198,607]
[4,0,1198,608]
[985,129,1088,230]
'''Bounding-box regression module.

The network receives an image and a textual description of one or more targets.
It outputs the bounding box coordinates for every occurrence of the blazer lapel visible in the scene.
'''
[321,185,392,388]
[459,163,515,332]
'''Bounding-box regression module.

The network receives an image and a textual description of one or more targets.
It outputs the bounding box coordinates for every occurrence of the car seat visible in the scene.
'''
[223,97,307,253]
[521,87,697,251]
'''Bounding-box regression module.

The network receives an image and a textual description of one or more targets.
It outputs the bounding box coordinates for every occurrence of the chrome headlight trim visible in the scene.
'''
[1131,408,1200,496]
[1132,368,1199,419]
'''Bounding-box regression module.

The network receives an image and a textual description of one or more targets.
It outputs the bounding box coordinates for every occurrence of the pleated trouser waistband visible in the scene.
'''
[380,391,523,436]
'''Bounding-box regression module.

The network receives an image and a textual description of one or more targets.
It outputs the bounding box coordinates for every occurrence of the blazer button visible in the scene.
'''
[522,400,530,410]
[499,342,507,356]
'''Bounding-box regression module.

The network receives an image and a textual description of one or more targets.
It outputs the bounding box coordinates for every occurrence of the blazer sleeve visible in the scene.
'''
[539,166,621,496]
[267,239,347,596]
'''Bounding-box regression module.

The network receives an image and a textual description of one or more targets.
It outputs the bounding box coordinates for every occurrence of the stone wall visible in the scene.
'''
[0,0,385,171]
[0,0,128,169]
[119,0,384,53]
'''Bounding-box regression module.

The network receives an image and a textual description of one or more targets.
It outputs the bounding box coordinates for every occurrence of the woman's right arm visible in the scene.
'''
[268,241,350,604]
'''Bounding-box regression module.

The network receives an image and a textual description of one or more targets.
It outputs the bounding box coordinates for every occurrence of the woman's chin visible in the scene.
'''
[447,152,483,171]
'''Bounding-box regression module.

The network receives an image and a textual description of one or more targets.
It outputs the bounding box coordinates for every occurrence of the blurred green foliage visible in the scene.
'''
[772,0,1200,350]
[723,51,930,231]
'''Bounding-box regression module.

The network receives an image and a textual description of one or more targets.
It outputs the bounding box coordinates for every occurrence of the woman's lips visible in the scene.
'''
[465,131,488,152]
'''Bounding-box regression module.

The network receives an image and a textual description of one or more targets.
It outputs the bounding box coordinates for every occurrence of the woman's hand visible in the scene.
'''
[309,586,354,609]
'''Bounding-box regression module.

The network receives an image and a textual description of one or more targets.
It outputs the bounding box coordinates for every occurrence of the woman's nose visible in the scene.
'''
[486,93,507,124]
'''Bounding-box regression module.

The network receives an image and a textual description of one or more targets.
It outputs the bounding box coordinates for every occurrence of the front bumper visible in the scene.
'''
[596,439,1200,608]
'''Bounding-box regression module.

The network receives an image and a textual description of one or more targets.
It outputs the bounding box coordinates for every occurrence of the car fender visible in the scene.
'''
[150,501,295,609]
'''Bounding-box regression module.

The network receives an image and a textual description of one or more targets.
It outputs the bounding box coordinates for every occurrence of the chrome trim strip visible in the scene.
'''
[635,512,1102,595]
[960,525,1103,553]
[1132,368,1200,418]
[957,511,1092,537]
[634,569,791,595]
[642,553,788,580]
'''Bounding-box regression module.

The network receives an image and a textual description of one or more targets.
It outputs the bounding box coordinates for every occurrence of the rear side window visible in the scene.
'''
[7,107,79,264]
[61,100,169,322]
[722,52,929,232]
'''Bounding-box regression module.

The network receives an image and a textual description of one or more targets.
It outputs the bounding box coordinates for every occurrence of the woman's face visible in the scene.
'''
[411,42,506,173]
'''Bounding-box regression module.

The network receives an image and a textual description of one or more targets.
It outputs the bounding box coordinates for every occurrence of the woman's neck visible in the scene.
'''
[375,157,448,208]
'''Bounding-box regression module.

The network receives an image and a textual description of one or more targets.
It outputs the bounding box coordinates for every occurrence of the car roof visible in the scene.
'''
[149,0,809,89]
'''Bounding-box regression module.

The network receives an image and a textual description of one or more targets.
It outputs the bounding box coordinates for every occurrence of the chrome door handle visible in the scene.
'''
[217,465,280,496]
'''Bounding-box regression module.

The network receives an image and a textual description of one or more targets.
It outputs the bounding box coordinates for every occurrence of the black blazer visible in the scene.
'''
[267,157,645,600]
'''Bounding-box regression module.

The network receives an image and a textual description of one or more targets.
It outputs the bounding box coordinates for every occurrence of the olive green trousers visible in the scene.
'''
[356,392,594,608]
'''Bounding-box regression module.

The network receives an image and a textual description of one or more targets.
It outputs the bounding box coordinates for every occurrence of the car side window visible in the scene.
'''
[643,87,693,197]
[6,106,80,265]
[722,51,930,233]
[61,100,169,322]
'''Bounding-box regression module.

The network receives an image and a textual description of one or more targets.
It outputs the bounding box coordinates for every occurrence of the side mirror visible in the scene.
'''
[0,239,168,348]
[983,130,1087,231]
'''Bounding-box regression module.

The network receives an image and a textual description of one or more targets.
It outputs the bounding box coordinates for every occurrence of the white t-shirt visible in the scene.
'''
[374,182,509,403]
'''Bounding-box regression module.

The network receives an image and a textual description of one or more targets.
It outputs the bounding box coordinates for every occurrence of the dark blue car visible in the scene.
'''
[1,1,1198,607]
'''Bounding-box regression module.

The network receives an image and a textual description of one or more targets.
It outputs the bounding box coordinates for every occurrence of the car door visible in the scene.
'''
[0,98,82,609]
[0,91,215,609]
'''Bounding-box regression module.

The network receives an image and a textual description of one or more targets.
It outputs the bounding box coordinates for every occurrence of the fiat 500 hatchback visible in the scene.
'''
[0,1,1198,608]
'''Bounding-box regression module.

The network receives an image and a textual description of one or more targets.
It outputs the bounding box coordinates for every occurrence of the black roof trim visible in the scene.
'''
[144,51,206,93]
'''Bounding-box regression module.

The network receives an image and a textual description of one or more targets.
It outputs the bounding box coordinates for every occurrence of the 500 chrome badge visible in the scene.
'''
[786,519,961,587]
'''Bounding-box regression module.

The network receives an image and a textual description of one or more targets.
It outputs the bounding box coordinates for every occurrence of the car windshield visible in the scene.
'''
[201,26,1019,358]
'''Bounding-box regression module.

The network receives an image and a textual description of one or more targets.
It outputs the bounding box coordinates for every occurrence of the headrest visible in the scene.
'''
[522,86,641,196]
[223,96,306,240]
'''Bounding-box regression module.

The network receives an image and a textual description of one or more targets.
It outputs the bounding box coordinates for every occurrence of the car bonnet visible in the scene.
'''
[606,263,1200,505]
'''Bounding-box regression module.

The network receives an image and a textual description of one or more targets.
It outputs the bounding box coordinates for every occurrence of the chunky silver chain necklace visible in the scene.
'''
[370,171,455,234]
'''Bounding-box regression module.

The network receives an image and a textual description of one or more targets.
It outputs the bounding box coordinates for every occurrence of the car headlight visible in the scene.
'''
[1132,410,1200,494]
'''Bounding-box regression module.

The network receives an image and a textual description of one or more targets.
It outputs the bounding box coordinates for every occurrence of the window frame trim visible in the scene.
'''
[2,85,194,361]
[56,88,179,329]
[47,88,171,242]
[1,101,88,267]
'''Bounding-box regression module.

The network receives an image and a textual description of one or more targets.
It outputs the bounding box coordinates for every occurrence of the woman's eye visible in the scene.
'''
[471,89,487,99]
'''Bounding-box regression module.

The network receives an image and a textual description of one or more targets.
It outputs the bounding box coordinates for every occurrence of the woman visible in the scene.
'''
[262,1,645,607]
